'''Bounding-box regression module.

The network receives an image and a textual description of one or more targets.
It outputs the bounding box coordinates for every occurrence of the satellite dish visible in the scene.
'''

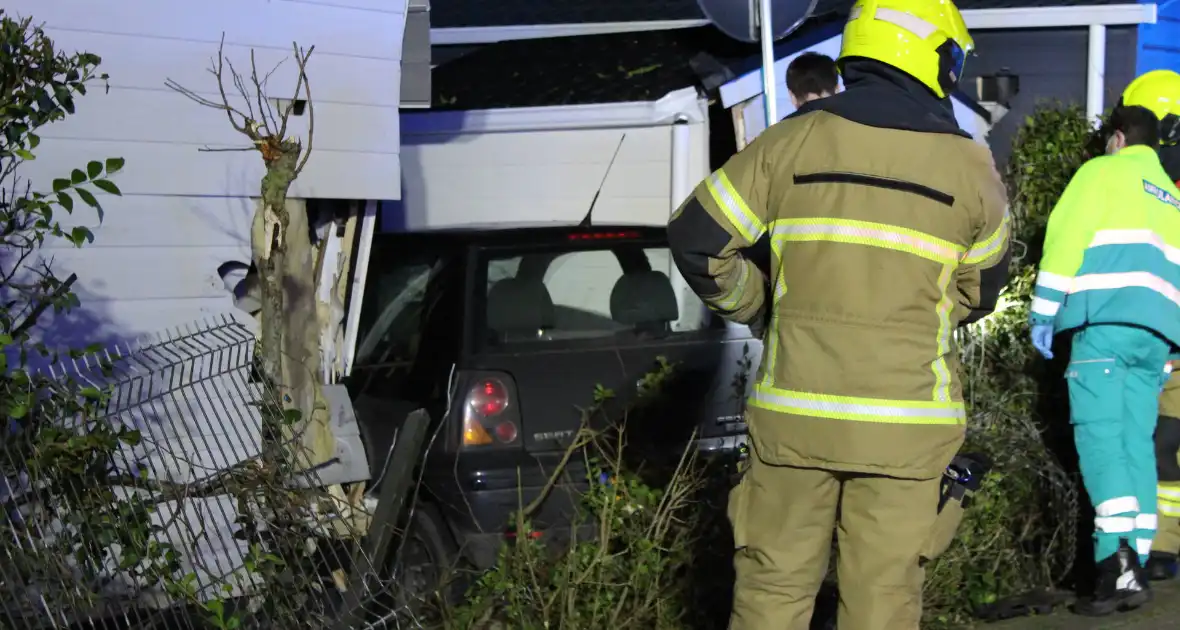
[698,0,819,43]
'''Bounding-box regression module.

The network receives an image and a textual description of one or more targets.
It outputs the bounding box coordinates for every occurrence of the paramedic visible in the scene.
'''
[1028,93,1180,615]
[665,0,1010,627]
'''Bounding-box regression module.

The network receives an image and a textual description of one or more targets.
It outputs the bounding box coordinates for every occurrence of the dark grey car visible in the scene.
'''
[345,223,759,574]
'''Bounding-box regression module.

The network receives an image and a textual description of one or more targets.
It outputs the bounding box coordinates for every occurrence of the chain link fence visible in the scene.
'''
[0,314,411,629]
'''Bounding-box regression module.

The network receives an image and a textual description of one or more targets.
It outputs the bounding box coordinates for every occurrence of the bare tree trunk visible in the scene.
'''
[251,145,333,467]
[168,38,335,470]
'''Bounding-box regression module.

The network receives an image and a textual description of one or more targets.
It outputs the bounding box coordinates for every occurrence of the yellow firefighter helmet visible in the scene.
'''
[838,0,973,99]
[1121,69,1180,145]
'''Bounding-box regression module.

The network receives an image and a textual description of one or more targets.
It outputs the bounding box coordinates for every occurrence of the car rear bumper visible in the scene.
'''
[423,452,595,567]
[424,434,748,569]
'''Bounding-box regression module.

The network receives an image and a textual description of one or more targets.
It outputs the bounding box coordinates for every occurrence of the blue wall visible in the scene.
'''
[1138,0,1180,75]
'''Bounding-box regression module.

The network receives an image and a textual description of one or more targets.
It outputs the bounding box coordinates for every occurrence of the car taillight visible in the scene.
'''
[462,378,520,447]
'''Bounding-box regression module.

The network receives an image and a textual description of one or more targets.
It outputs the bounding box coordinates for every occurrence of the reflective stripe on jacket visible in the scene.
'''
[1030,146,1180,347]
[667,109,1010,479]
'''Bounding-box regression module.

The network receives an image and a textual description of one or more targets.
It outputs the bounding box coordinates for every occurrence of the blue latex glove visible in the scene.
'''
[1031,324,1054,360]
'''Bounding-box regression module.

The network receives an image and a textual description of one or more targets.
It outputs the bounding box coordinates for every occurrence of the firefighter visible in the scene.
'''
[1028,71,1180,615]
[1127,69,1180,582]
[665,0,1010,626]
[1149,363,1180,580]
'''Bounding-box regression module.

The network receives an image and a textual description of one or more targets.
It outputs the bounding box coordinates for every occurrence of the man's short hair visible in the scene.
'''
[786,52,838,99]
[1110,104,1161,149]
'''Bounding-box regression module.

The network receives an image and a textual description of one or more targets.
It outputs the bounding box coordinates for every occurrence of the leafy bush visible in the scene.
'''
[921,103,1101,626]
[0,16,345,629]
[434,359,708,630]
[0,9,144,620]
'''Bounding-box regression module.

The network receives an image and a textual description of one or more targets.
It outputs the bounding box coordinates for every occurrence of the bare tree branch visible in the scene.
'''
[163,33,256,141]
[290,42,315,177]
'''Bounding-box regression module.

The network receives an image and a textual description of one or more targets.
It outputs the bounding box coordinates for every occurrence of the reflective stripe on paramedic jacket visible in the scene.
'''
[1030,145,1180,348]
[666,109,1010,479]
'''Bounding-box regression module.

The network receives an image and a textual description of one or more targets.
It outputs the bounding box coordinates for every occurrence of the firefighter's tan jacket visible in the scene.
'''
[668,111,1010,480]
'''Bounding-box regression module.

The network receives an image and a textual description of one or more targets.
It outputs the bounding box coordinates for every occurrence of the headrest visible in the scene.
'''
[487,278,556,333]
[610,271,679,326]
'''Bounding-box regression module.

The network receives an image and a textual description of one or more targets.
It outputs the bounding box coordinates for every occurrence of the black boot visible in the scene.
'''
[1074,539,1153,616]
[1147,550,1179,581]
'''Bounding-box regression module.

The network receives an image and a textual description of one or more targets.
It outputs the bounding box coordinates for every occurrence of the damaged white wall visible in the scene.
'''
[8,0,407,341]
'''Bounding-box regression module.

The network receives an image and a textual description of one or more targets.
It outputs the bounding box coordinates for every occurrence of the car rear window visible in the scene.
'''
[479,241,716,347]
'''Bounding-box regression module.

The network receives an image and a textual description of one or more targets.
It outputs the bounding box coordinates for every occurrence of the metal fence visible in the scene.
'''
[0,315,409,629]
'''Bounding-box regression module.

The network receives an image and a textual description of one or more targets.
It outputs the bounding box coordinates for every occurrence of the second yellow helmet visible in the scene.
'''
[838,0,973,99]
[1121,69,1180,145]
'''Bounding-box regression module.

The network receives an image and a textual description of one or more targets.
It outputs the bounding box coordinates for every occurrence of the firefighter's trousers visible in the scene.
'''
[727,449,942,630]
[1067,325,1171,565]
[1154,412,1180,554]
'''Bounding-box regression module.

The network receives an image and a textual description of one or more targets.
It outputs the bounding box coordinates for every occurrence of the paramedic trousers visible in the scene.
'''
[1155,411,1180,554]
[1068,325,1171,565]
[727,447,945,630]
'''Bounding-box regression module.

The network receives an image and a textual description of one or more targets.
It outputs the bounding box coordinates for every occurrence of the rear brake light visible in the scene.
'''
[470,379,509,416]
[567,230,641,241]
[494,420,518,443]
[462,378,520,447]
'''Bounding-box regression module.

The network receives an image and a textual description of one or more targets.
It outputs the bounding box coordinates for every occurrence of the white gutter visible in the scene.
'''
[1087,24,1107,125]
[430,5,1155,46]
[962,4,1155,29]
[671,117,692,213]
[431,19,710,45]
[669,115,705,335]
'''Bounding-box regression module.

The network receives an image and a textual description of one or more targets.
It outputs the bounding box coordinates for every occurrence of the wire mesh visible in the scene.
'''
[0,314,408,629]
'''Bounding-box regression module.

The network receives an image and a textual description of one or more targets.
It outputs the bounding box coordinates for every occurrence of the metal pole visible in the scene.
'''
[758,0,778,127]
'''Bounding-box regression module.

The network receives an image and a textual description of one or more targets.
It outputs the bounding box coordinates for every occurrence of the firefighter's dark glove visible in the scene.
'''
[747,312,767,340]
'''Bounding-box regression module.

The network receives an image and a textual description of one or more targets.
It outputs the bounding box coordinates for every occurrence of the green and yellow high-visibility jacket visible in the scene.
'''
[1030,145,1180,347]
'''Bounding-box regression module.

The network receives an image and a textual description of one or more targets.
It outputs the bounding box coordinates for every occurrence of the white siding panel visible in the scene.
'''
[9,0,405,59]
[41,88,398,155]
[45,246,249,302]
[20,139,400,199]
[42,29,400,107]
[398,125,681,229]
[91,298,241,338]
[35,297,238,345]
[44,196,254,249]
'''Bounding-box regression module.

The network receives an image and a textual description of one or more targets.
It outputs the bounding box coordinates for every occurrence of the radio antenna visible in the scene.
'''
[578,133,627,228]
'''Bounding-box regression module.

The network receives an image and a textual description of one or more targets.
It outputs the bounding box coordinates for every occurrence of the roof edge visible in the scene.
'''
[431,19,711,46]
[962,3,1155,29]
[430,4,1156,47]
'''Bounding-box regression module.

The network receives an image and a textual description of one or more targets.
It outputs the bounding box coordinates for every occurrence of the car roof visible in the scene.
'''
[371,222,668,247]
